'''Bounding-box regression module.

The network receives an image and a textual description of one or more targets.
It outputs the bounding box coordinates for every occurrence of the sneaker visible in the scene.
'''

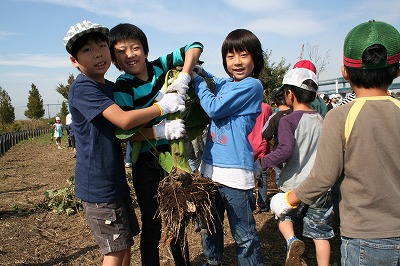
[125,162,132,168]
[285,237,306,266]
[57,146,63,150]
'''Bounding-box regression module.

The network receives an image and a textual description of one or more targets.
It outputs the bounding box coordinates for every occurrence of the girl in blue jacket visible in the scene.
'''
[191,29,264,266]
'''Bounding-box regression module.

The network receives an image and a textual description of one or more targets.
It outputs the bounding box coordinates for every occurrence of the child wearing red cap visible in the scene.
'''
[294,60,328,117]
[270,20,400,266]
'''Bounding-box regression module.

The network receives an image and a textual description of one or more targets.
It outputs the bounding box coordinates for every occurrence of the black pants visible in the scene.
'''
[132,151,190,266]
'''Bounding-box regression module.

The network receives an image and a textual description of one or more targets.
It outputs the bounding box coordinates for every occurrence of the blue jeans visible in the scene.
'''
[274,166,281,187]
[201,186,264,265]
[125,141,132,164]
[341,237,400,266]
[285,191,334,240]
[257,170,268,209]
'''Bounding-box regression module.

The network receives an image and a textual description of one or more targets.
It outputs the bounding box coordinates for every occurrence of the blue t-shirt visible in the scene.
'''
[69,74,129,203]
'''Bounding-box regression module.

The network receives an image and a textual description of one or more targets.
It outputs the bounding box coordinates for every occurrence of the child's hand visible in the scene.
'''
[166,72,191,96]
[191,65,205,80]
[152,118,186,140]
[153,93,186,115]
[270,191,297,220]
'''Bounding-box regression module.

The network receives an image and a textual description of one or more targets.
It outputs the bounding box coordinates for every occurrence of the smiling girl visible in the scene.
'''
[191,29,264,266]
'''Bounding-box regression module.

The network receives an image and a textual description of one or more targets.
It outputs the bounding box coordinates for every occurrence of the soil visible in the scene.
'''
[0,135,341,265]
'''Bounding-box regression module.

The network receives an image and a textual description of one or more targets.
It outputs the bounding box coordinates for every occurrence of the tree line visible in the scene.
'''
[0,45,332,132]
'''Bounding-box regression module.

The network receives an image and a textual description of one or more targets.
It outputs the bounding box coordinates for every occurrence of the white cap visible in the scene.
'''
[329,94,339,99]
[63,20,109,53]
[56,116,61,121]
[282,68,318,92]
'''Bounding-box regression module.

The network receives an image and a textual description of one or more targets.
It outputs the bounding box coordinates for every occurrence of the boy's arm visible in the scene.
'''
[260,117,294,169]
[181,47,202,75]
[166,47,203,95]
[103,103,160,130]
[103,92,186,130]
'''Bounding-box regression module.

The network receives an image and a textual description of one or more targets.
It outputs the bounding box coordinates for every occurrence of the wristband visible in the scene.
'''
[153,103,163,116]
[285,190,299,209]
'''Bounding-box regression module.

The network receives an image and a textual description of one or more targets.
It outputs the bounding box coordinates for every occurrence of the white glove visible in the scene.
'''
[165,72,191,95]
[154,93,186,115]
[152,118,186,140]
[270,192,297,220]
[154,86,167,101]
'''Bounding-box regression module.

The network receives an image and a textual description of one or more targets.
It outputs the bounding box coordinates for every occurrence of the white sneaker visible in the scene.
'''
[125,163,132,168]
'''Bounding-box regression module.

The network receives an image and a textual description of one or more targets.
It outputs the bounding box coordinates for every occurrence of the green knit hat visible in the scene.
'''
[343,20,400,69]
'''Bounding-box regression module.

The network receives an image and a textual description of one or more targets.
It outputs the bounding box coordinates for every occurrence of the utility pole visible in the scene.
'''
[298,44,304,60]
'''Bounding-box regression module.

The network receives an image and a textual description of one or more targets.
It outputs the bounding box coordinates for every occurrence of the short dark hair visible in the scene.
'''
[221,29,264,78]
[284,80,317,104]
[345,44,399,89]
[109,23,149,71]
[271,88,286,106]
[70,32,109,60]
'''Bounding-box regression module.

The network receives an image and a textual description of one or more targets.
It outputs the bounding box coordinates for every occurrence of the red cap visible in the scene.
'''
[293,60,316,74]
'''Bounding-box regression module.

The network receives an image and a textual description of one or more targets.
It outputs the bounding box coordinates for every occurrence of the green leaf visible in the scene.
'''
[159,151,173,173]
[115,127,142,140]
[131,142,142,166]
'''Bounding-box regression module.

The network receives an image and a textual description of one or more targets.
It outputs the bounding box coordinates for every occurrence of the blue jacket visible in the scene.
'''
[192,72,263,171]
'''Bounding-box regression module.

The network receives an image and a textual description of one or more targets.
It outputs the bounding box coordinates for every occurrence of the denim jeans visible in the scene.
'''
[201,186,264,265]
[274,166,281,187]
[257,169,268,209]
[125,141,132,164]
[341,237,400,266]
[133,151,189,266]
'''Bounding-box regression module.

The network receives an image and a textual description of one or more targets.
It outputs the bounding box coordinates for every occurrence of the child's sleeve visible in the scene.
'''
[193,78,262,119]
[157,42,204,72]
[260,117,294,168]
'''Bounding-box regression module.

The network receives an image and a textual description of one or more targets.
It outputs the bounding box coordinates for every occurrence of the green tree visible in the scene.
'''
[259,50,291,102]
[0,86,15,127]
[25,83,45,119]
[56,74,74,101]
[58,100,69,119]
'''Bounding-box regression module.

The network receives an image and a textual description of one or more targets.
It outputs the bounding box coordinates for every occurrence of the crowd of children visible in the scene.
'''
[63,18,400,266]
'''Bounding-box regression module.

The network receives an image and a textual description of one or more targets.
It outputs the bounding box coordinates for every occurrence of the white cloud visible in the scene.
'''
[246,17,326,36]
[0,72,37,77]
[222,0,293,12]
[0,54,70,68]
[0,31,21,39]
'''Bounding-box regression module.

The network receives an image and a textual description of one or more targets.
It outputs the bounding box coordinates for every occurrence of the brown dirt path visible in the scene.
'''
[0,135,341,265]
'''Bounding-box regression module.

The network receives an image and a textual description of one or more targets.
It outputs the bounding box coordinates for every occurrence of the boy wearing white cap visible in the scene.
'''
[270,20,400,266]
[260,68,333,266]
[64,20,186,266]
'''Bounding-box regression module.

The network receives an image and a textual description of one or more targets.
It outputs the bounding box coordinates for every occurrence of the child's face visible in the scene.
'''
[71,40,111,83]
[225,50,254,82]
[112,39,148,80]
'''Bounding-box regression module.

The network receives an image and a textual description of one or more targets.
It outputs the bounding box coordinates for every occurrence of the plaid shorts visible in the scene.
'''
[82,196,140,254]
[285,191,334,240]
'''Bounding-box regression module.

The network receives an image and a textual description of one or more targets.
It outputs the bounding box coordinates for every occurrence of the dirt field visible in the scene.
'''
[0,134,341,265]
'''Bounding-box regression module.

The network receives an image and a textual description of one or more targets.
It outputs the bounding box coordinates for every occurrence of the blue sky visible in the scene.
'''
[1,0,399,119]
